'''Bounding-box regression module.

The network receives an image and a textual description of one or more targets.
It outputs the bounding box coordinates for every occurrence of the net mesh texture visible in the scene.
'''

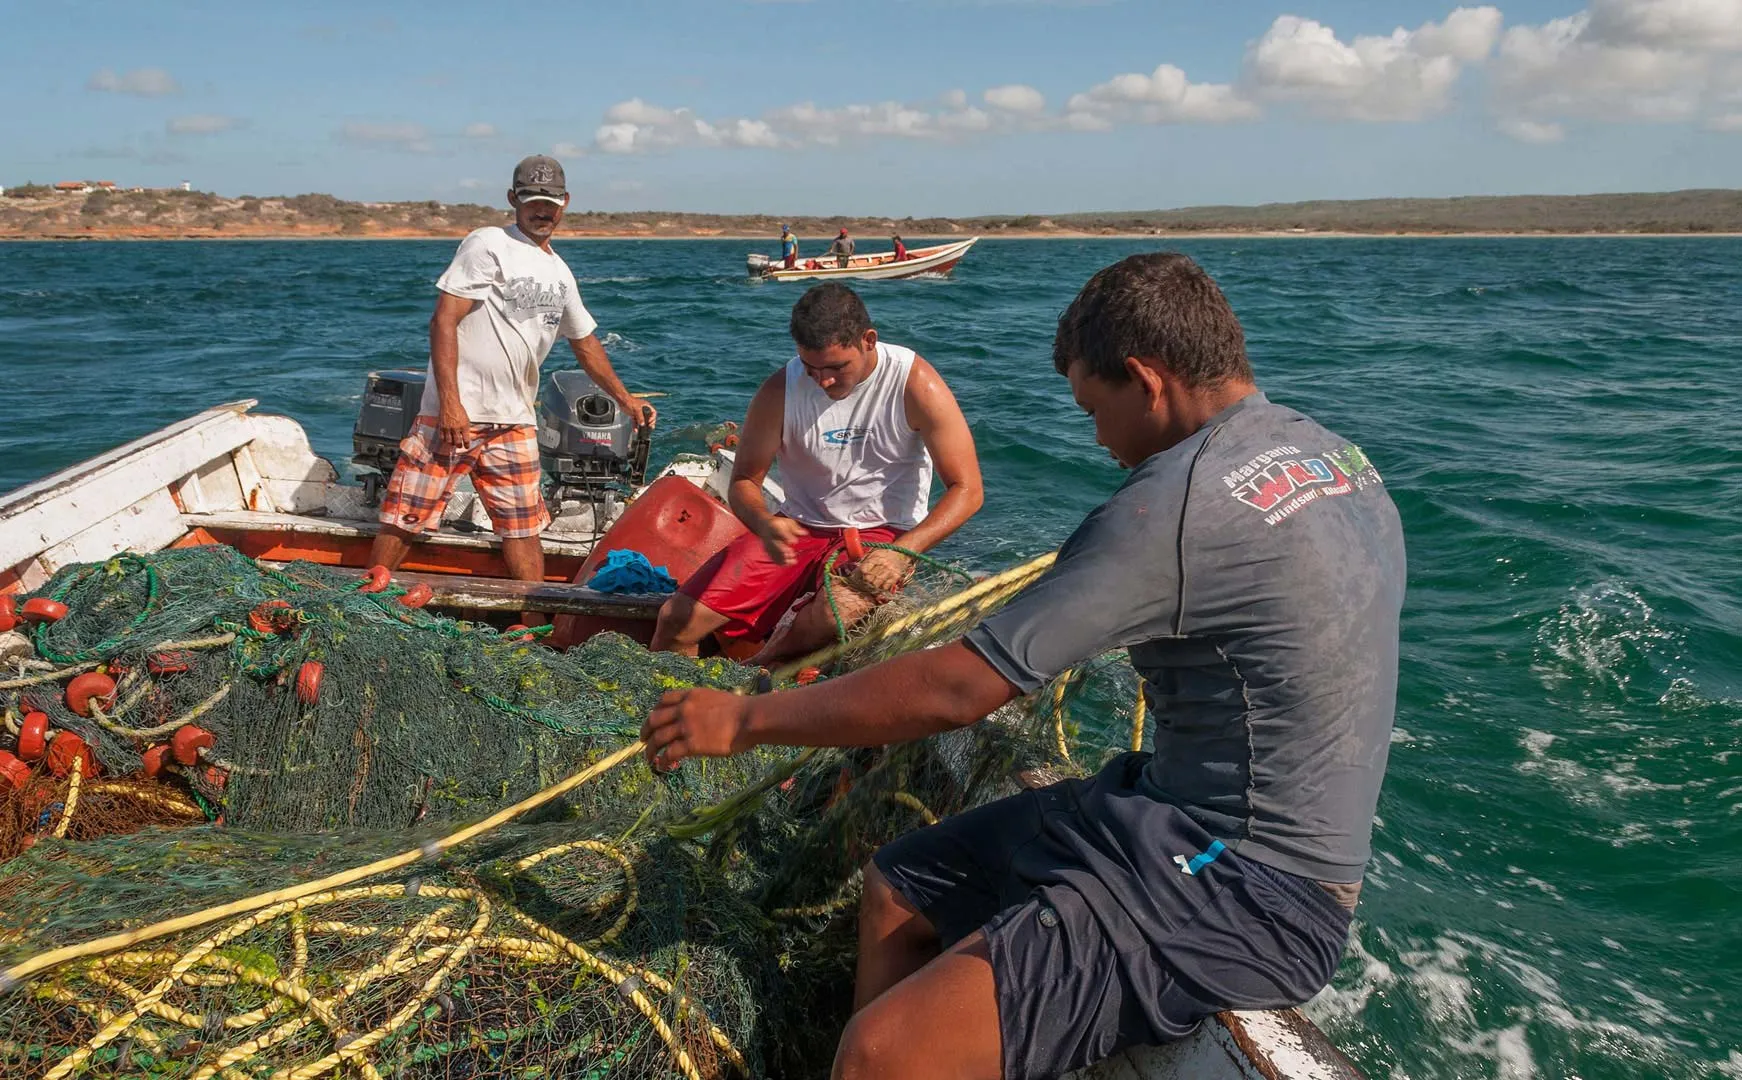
[0,545,1142,1080]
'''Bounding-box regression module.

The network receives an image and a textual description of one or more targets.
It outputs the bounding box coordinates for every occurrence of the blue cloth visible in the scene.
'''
[585,549,679,594]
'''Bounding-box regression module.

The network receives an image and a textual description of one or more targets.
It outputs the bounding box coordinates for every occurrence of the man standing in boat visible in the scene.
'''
[782,224,800,270]
[643,254,1405,1079]
[830,228,855,268]
[369,155,653,616]
[650,282,983,662]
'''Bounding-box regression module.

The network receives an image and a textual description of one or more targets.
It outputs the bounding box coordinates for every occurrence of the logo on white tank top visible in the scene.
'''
[823,427,871,445]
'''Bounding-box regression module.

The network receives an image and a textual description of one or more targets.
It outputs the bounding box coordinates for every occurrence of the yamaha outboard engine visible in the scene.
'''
[746,253,772,277]
[353,370,427,504]
[538,371,651,533]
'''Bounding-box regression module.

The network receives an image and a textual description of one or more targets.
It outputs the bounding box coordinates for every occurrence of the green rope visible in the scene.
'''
[31,555,163,664]
[821,542,974,646]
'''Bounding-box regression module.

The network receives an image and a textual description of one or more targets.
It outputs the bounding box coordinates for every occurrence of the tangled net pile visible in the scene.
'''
[1,548,751,838]
[0,546,1148,1078]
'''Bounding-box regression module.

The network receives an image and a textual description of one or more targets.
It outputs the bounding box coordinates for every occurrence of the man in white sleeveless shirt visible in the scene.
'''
[652,284,983,660]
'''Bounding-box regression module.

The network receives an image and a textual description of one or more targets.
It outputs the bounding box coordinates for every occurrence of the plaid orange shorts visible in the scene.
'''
[377,418,550,539]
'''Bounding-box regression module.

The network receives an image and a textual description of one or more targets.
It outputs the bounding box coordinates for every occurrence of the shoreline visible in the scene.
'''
[4,229,1740,242]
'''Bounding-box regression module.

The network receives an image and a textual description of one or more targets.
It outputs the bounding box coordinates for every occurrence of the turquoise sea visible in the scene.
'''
[1,237,1739,1078]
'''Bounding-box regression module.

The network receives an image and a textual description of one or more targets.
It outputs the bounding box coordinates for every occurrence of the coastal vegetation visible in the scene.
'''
[2,186,1739,239]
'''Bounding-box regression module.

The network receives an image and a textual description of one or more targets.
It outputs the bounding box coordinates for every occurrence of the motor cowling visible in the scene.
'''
[746,253,771,277]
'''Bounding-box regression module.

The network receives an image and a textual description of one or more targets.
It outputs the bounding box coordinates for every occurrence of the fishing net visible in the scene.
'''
[3,548,752,833]
[0,709,1067,1079]
[0,544,1152,1078]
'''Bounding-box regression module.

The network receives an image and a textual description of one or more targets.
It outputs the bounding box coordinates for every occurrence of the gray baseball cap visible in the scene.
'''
[512,155,567,204]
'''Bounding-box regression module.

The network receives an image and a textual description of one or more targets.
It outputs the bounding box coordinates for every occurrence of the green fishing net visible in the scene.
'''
[0,545,1146,1079]
[6,549,751,831]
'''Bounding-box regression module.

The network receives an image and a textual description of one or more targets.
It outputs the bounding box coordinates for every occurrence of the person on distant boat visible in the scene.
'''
[829,228,855,268]
[650,282,983,663]
[642,253,1405,1080]
[368,155,654,623]
[781,224,799,270]
[892,234,908,261]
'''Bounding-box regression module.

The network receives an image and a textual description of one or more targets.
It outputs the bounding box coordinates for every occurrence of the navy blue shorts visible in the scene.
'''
[872,753,1352,1080]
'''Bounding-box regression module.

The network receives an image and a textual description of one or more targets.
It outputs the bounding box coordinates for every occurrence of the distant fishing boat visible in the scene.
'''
[747,237,978,282]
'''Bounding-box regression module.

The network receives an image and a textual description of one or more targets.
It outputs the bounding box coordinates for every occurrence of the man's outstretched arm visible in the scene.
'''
[641,641,1018,768]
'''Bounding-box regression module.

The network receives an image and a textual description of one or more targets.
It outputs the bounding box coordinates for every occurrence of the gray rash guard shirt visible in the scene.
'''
[965,392,1405,884]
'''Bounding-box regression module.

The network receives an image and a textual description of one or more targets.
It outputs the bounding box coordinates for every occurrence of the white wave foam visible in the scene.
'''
[1531,580,1682,696]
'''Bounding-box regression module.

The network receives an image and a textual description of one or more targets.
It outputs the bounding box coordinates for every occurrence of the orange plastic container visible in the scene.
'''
[549,475,748,648]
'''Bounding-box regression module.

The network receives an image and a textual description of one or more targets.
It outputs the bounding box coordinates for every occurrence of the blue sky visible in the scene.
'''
[4,0,1739,214]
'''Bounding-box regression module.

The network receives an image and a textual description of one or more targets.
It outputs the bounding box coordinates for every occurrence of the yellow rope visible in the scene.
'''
[91,682,232,740]
[769,550,1057,682]
[511,838,638,946]
[889,791,939,826]
[0,739,645,990]
[1130,681,1147,752]
[1051,669,1076,765]
[51,755,83,839]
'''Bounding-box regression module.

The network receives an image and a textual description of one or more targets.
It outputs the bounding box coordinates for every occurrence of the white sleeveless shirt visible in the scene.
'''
[777,342,934,530]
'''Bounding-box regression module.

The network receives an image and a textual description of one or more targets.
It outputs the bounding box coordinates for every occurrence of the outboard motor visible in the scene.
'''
[538,370,651,534]
[353,370,427,504]
[746,253,772,278]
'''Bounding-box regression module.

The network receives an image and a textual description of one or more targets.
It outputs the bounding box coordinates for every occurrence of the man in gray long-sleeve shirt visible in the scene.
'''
[642,252,1406,1080]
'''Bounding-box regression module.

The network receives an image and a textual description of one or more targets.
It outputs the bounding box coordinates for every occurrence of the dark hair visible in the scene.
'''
[790,283,873,350]
[1052,253,1250,387]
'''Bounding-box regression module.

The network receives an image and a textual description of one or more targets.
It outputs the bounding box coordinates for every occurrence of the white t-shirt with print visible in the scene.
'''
[418,225,598,426]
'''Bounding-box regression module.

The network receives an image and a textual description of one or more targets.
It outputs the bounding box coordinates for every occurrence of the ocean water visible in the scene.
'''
[1,237,1739,1079]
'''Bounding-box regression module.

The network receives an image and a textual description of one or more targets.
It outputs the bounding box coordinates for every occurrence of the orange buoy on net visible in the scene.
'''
[146,650,194,676]
[296,660,324,705]
[0,595,18,633]
[247,599,300,635]
[65,672,118,717]
[21,598,68,624]
[0,750,29,790]
[140,744,173,779]
[399,582,434,608]
[842,527,866,562]
[16,712,50,762]
[358,564,392,594]
[170,724,215,767]
[45,732,96,778]
[796,667,822,685]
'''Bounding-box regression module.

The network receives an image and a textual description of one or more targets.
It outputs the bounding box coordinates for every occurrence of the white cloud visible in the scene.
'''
[1244,7,1502,121]
[1493,2,1742,128]
[592,99,784,153]
[462,122,497,139]
[457,178,486,190]
[1499,116,1567,142]
[985,84,1046,113]
[167,114,240,136]
[1065,65,1259,127]
[338,122,434,153]
[87,67,179,96]
[1709,112,1742,130]
[1585,0,1742,51]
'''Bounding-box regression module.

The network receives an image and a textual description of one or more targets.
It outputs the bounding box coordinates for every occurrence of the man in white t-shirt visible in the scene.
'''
[370,155,653,616]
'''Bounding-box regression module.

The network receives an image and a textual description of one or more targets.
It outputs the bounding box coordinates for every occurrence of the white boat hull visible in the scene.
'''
[750,237,978,282]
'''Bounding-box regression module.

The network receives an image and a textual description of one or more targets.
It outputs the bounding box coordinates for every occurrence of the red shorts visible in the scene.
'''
[377,417,550,539]
[681,523,899,641]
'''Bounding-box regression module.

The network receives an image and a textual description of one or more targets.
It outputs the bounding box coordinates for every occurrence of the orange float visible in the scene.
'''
[65,672,118,717]
[45,732,95,778]
[0,595,17,633]
[399,582,434,608]
[171,724,215,766]
[0,750,29,790]
[16,712,51,762]
[141,744,173,779]
[21,598,68,624]
[358,564,392,594]
[296,660,324,704]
